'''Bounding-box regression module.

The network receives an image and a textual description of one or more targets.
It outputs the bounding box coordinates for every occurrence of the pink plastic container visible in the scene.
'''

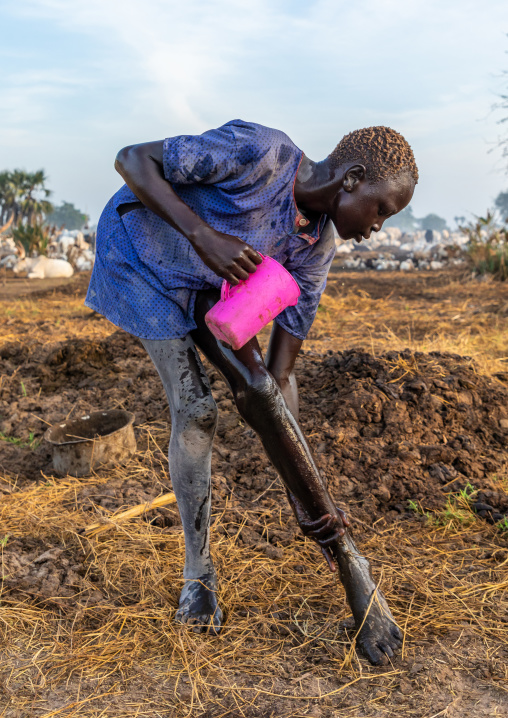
[205,254,300,350]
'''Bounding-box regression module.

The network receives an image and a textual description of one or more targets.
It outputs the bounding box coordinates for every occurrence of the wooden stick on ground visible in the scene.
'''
[81,491,380,540]
[81,492,177,538]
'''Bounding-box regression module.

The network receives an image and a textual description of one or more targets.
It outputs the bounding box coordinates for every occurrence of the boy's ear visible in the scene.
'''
[343,164,366,193]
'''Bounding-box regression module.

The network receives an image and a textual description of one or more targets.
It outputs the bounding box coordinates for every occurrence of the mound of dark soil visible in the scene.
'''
[296,349,508,521]
[204,347,508,525]
[1,333,507,526]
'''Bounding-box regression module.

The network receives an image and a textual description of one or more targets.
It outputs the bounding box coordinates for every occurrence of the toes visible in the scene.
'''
[175,606,223,635]
[175,609,186,623]
[193,613,222,635]
[357,616,403,665]
[209,616,222,636]
[175,610,195,627]
[360,632,401,664]
[208,607,223,635]
[378,641,394,659]
[361,640,389,666]
[391,624,403,642]
[191,619,207,634]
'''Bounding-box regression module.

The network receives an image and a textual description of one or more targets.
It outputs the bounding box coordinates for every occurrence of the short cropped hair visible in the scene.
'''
[329,126,418,184]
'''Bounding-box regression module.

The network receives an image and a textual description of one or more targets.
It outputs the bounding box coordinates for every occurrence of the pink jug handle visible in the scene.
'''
[220,282,229,301]
[220,252,266,301]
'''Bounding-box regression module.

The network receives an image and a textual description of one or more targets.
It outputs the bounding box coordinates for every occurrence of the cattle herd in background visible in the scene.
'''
[335,227,469,272]
[0,224,471,279]
[0,229,95,279]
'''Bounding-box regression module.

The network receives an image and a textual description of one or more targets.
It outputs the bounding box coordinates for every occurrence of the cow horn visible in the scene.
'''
[0,213,14,236]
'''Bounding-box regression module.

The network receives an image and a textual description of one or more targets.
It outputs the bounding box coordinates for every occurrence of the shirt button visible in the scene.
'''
[299,217,308,227]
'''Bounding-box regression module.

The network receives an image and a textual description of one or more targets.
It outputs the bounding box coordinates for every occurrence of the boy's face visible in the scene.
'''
[331,173,414,242]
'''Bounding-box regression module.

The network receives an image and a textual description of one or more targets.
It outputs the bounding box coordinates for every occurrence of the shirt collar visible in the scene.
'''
[290,152,326,245]
[293,212,327,245]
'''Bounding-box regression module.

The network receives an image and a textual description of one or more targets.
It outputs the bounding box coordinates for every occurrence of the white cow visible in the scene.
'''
[13,244,74,279]
[13,256,74,279]
[55,230,90,254]
[57,233,78,255]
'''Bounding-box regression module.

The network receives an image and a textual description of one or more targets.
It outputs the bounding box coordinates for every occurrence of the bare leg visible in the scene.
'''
[141,335,222,634]
[191,290,402,663]
[191,293,336,519]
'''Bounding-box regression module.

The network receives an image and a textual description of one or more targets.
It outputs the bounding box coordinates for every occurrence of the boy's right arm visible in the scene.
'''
[115,141,261,285]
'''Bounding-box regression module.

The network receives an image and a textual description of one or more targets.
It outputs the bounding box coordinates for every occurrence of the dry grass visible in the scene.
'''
[1,450,508,717]
[307,269,508,378]
[1,270,508,716]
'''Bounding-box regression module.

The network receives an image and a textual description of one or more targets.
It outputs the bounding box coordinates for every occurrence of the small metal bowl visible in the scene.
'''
[45,410,136,477]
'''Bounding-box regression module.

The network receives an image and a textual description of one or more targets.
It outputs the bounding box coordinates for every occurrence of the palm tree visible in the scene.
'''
[19,170,53,226]
[1,169,54,254]
[0,169,53,227]
[0,171,17,226]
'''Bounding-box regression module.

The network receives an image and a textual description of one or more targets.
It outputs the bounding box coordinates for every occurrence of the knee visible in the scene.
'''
[234,370,278,423]
[176,394,218,448]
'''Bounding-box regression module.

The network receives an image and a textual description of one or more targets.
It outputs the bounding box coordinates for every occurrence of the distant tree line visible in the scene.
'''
[384,206,449,232]
[46,201,88,231]
[384,189,508,233]
[494,190,508,222]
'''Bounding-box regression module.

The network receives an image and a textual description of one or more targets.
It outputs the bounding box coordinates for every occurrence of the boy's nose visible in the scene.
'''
[366,221,382,237]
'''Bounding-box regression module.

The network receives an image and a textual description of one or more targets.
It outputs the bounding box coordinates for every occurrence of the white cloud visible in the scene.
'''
[1,0,507,221]
[0,69,80,147]
[9,0,288,130]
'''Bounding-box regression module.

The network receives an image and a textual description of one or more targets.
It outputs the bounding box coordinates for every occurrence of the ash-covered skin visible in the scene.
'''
[288,495,401,663]
[331,532,402,664]
[175,572,223,635]
[141,289,403,663]
[101,121,416,663]
[191,291,401,663]
[192,291,341,523]
[141,336,221,632]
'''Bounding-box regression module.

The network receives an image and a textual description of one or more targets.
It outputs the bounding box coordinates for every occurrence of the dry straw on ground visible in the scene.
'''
[1,269,508,717]
[1,448,507,717]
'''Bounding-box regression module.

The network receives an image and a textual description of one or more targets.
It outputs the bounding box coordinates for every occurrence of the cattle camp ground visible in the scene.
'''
[0,255,507,717]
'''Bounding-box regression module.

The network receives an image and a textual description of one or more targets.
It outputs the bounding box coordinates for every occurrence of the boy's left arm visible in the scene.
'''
[266,243,350,572]
[265,323,302,419]
[267,323,349,572]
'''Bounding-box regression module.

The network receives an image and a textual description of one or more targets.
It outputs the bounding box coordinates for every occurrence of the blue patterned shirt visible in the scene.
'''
[85,120,336,340]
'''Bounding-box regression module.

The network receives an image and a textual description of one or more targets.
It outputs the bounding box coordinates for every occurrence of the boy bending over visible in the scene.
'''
[86,120,417,664]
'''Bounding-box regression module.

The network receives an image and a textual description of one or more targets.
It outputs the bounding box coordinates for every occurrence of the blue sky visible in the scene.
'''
[1,0,507,225]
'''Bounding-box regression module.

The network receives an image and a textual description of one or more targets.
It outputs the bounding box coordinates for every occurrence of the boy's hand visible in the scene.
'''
[114,141,261,284]
[192,226,262,285]
[287,491,350,573]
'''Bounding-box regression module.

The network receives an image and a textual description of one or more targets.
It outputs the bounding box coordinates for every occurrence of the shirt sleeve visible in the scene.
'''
[275,220,336,341]
[163,124,237,185]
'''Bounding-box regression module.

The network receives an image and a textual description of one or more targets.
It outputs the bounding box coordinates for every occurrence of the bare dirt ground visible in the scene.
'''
[0,274,77,300]
[1,266,507,717]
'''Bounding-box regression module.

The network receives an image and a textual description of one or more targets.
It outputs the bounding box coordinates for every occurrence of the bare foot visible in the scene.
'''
[355,590,403,665]
[175,573,223,635]
[331,532,403,665]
